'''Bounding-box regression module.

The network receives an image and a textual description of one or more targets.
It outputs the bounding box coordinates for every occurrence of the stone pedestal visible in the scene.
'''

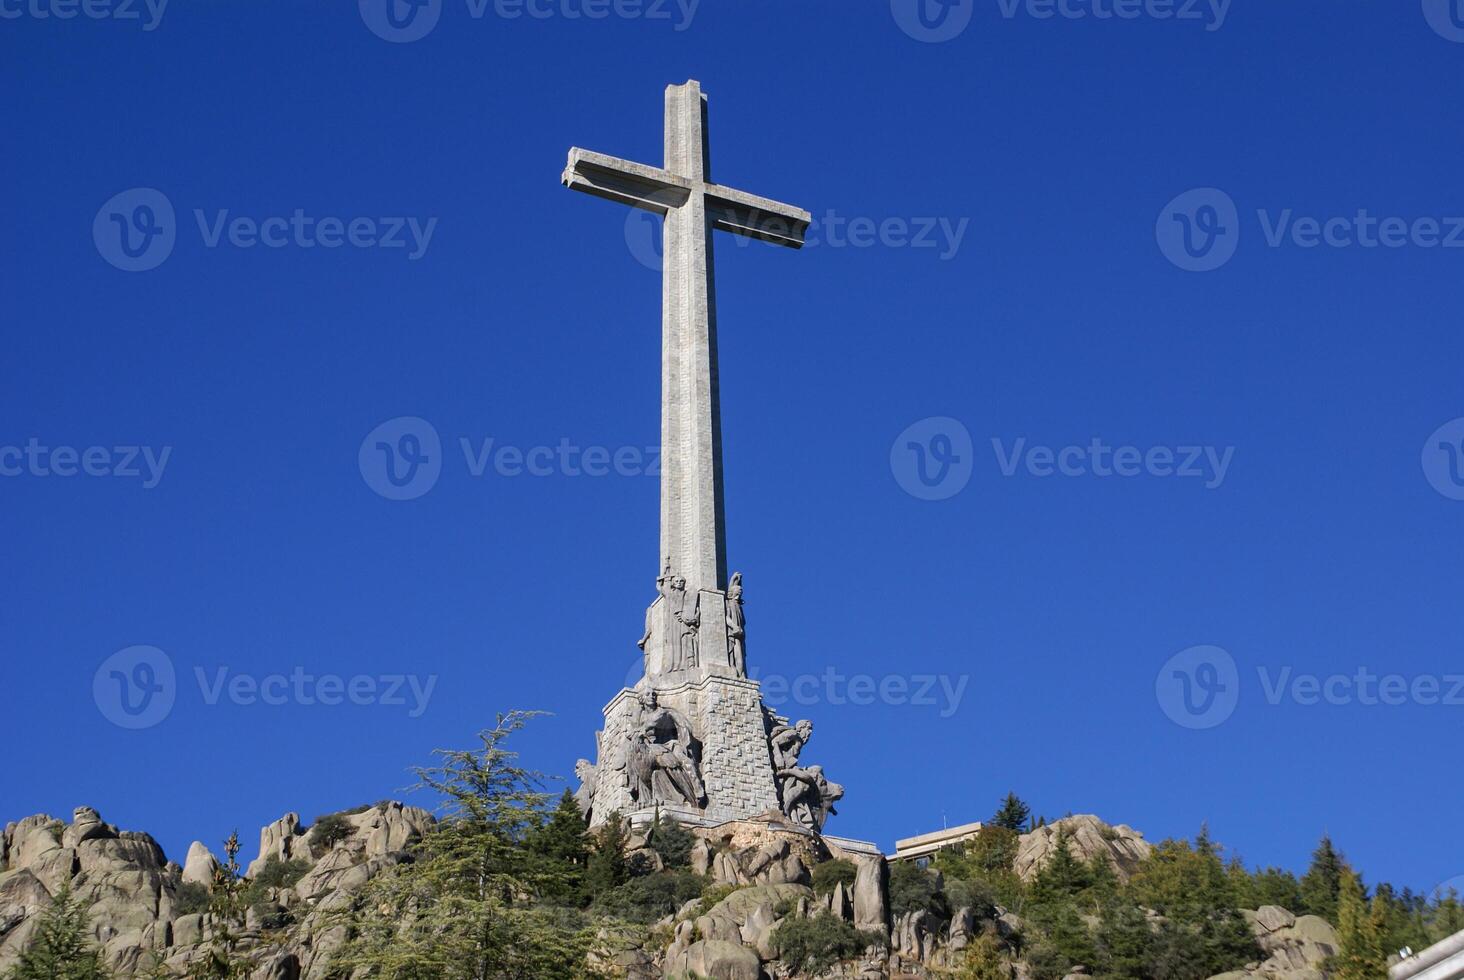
[589,674,780,828]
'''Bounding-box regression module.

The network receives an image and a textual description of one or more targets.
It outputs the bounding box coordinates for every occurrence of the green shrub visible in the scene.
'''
[889,861,950,921]
[944,876,998,918]
[811,859,859,896]
[173,880,211,916]
[7,884,111,980]
[645,814,695,869]
[249,856,311,890]
[307,812,356,852]
[590,870,707,924]
[956,933,1013,980]
[239,855,312,923]
[770,913,882,974]
[627,849,661,878]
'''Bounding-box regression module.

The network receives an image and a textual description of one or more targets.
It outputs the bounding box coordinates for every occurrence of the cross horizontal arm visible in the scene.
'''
[562,148,690,214]
[706,184,811,249]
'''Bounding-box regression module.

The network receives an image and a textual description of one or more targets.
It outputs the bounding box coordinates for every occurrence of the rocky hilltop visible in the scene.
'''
[0,803,1343,980]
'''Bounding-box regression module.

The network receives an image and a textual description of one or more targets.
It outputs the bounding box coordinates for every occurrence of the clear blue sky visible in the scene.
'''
[4,0,1463,895]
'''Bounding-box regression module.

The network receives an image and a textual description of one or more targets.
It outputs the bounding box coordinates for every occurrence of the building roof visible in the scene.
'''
[892,821,985,861]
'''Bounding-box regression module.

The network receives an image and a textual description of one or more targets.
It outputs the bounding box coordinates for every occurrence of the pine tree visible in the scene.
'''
[1371,882,1429,958]
[955,934,1012,980]
[1431,888,1464,943]
[1300,835,1346,922]
[1128,830,1259,978]
[1332,870,1387,979]
[187,831,248,980]
[1240,865,1305,913]
[989,793,1032,833]
[332,711,598,979]
[6,884,112,980]
[585,811,630,899]
[644,810,694,869]
[528,790,592,907]
[1029,826,1091,905]
[1092,901,1155,980]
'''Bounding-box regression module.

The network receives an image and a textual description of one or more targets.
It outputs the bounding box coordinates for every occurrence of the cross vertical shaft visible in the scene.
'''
[661,81,725,596]
[561,79,810,606]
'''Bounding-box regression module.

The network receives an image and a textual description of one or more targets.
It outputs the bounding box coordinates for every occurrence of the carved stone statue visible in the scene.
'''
[670,575,700,671]
[639,559,673,654]
[573,758,597,820]
[726,571,746,675]
[634,690,706,807]
[778,765,843,832]
[604,718,651,806]
[624,726,653,804]
[767,718,841,832]
[769,719,813,771]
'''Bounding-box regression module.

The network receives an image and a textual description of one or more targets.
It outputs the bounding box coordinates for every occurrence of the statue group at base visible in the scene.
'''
[577,569,843,836]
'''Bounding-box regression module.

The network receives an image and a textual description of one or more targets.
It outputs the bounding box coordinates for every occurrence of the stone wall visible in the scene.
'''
[695,676,781,822]
[590,675,779,827]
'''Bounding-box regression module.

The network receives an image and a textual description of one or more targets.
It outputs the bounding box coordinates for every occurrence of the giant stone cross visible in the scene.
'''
[562,80,810,601]
[563,82,846,834]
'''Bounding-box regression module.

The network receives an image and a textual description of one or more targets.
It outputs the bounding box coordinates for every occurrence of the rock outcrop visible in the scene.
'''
[181,842,219,886]
[0,802,1342,980]
[1015,814,1153,883]
[0,802,432,978]
[662,939,761,980]
[1208,905,1340,980]
[694,819,819,889]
